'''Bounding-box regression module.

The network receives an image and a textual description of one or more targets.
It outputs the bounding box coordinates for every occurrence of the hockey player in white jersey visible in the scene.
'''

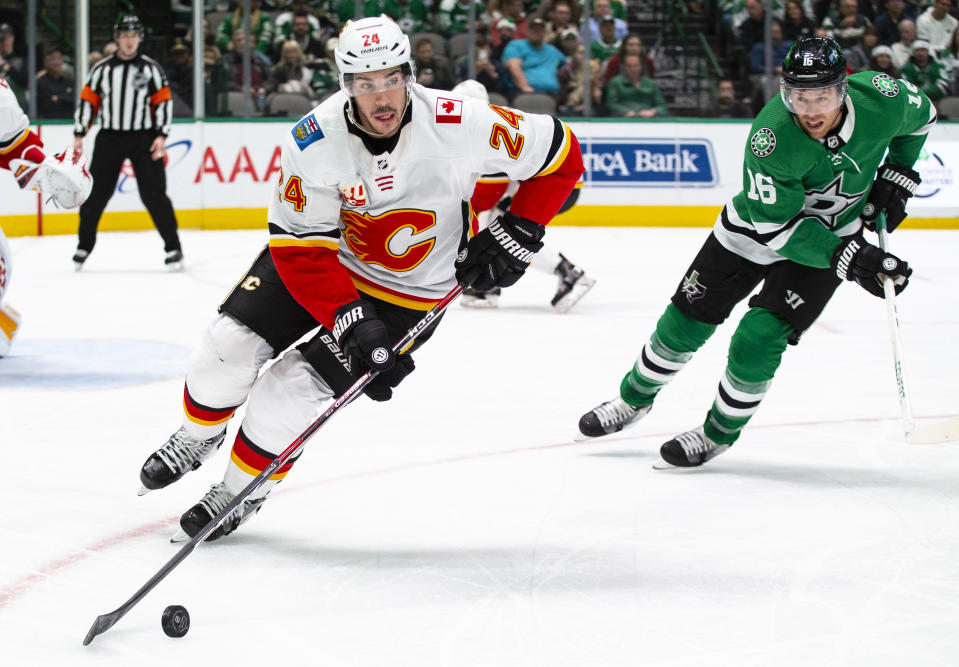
[452,79,595,313]
[0,78,91,356]
[137,15,584,540]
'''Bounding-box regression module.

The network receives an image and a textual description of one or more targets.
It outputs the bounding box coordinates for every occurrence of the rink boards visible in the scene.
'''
[4,118,958,237]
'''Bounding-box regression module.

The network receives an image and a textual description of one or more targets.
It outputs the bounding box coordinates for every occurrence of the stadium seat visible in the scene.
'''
[411,31,448,57]
[488,91,509,106]
[509,92,557,114]
[937,95,959,120]
[226,91,260,117]
[267,93,315,117]
[447,32,472,61]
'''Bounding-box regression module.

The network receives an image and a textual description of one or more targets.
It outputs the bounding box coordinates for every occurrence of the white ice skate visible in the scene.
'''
[171,482,268,543]
[551,254,595,314]
[657,427,729,468]
[578,396,651,438]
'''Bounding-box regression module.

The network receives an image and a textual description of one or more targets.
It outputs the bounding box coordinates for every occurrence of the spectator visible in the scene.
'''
[89,50,104,68]
[274,0,322,44]
[603,33,655,85]
[502,17,567,96]
[412,37,456,90]
[557,41,602,114]
[491,0,529,49]
[604,52,668,117]
[0,23,27,101]
[848,24,882,71]
[276,11,326,64]
[703,78,750,118]
[822,0,871,51]
[590,15,621,66]
[103,41,118,58]
[543,0,577,46]
[940,27,959,90]
[868,44,900,77]
[782,0,817,43]
[36,47,75,119]
[585,0,628,43]
[202,45,230,117]
[165,41,195,117]
[492,18,518,60]
[734,0,767,55]
[216,0,275,60]
[438,0,487,35]
[917,0,958,55]
[892,18,918,70]
[749,20,792,74]
[901,39,951,102]
[557,27,581,57]
[874,0,918,46]
[458,33,509,95]
[310,37,340,102]
[265,41,314,100]
[223,28,272,105]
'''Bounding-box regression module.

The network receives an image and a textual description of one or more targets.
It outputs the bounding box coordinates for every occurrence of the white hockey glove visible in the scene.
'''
[15,148,93,209]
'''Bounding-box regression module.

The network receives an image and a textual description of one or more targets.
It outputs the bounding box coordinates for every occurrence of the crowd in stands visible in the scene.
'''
[3,0,959,120]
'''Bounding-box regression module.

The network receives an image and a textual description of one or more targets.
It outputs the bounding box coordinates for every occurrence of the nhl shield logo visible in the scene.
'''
[750,128,776,158]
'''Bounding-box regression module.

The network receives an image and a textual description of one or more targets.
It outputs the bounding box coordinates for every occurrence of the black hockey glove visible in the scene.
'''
[861,163,921,233]
[455,211,545,291]
[333,299,399,399]
[830,236,912,298]
[364,354,415,402]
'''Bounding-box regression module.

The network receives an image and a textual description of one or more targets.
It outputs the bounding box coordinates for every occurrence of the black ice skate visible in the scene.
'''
[164,249,184,272]
[658,427,729,468]
[551,254,595,314]
[174,483,267,542]
[138,427,226,495]
[578,397,651,438]
[72,249,88,272]
[461,286,501,308]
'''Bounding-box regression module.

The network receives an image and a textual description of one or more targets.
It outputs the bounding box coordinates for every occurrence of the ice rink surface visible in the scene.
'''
[2,226,958,666]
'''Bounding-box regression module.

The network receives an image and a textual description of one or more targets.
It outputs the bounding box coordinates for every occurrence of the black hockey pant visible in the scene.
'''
[77,130,181,253]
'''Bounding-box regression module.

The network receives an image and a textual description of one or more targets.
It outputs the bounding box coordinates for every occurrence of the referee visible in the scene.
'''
[72,15,184,271]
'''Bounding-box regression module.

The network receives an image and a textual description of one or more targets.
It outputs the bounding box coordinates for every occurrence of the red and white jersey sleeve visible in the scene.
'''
[266,85,583,326]
[0,80,44,172]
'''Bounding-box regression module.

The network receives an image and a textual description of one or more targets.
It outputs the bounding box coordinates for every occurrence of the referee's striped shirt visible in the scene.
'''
[73,54,173,137]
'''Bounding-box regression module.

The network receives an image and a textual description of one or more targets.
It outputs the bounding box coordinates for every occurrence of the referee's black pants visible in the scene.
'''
[77,130,181,254]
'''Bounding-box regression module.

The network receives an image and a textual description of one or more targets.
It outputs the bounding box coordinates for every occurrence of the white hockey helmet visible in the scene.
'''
[335,15,415,97]
[451,79,489,103]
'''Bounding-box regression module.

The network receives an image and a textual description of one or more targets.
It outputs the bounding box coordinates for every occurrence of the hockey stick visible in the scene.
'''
[875,214,959,444]
[82,282,465,646]
[876,213,916,440]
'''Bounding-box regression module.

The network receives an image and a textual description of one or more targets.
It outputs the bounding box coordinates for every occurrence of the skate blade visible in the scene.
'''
[166,262,184,273]
[73,262,85,272]
[553,276,596,314]
[461,296,499,309]
[170,528,190,543]
[652,460,679,470]
[137,485,153,497]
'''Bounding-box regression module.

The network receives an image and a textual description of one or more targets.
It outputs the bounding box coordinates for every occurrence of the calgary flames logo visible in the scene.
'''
[341,208,437,272]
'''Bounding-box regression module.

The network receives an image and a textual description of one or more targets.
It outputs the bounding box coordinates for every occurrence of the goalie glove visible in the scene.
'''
[831,235,912,298]
[861,163,920,233]
[454,211,545,291]
[15,149,93,209]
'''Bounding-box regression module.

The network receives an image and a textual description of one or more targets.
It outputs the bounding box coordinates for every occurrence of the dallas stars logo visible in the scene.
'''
[872,74,899,98]
[750,128,776,158]
[802,173,867,229]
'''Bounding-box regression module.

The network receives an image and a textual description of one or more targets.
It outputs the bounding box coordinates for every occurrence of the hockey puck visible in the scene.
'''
[161,605,190,638]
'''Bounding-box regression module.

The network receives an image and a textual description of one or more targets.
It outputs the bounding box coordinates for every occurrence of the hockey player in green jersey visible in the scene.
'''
[578,35,935,467]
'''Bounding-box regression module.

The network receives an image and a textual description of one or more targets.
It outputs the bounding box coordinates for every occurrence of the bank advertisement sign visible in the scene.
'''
[583,138,718,187]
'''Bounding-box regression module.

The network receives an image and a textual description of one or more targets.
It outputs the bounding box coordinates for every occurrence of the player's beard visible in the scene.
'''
[360,102,402,137]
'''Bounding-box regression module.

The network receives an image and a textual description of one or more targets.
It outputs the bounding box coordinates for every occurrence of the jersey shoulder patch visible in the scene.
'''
[871,73,900,98]
[435,96,463,123]
[750,127,777,158]
[292,114,324,150]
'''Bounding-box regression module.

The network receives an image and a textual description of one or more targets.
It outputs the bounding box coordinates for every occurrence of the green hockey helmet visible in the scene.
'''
[780,36,847,115]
